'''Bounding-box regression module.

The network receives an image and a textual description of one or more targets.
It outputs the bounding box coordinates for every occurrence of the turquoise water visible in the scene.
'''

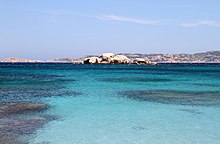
[1,63,220,144]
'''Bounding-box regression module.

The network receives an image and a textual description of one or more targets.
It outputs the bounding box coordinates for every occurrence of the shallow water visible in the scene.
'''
[0,63,220,144]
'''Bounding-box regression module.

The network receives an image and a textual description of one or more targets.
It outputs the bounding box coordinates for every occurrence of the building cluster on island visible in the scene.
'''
[1,50,220,64]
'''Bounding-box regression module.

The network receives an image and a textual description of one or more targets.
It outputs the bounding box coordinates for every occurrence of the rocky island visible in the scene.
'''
[83,53,156,65]
[1,50,220,64]
[2,57,43,63]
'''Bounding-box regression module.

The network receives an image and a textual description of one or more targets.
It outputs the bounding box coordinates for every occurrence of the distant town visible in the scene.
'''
[1,50,220,64]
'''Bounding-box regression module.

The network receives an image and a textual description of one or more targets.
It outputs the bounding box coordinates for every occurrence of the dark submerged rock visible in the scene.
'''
[0,133,20,144]
[0,99,59,143]
[178,108,202,115]
[119,90,220,106]
[0,71,79,102]
[0,115,59,144]
[189,83,220,87]
[0,118,47,135]
[132,126,148,131]
[0,102,48,116]
[0,66,76,143]
[0,87,81,102]
[98,77,172,83]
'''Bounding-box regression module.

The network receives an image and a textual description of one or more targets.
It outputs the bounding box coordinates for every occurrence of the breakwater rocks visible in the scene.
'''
[83,53,156,65]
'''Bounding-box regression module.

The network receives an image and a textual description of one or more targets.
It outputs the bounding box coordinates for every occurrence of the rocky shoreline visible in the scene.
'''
[1,50,220,64]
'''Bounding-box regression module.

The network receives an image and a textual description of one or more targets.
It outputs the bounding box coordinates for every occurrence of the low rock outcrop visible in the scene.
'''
[84,53,156,65]
[131,58,156,65]
[111,55,130,64]
[84,57,101,64]
[99,53,116,63]
[3,57,42,63]
[84,53,129,64]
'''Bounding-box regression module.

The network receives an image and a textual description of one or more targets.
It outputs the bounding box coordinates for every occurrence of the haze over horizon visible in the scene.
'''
[1,0,220,60]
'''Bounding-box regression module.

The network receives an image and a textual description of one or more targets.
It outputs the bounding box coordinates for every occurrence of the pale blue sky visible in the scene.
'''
[0,0,220,60]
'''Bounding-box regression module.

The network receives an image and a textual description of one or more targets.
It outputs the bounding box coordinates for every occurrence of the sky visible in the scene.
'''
[0,0,220,60]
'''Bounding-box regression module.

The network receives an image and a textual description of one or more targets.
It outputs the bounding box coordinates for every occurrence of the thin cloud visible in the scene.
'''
[39,10,91,17]
[36,10,92,23]
[35,10,165,25]
[182,20,220,27]
[97,15,164,25]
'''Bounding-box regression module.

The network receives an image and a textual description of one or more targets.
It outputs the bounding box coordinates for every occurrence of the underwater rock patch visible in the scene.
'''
[132,126,148,131]
[178,108,202,115]
[0,87,81,102]
[0,115,59,144]
[0,102,48,117]
[0,102,59,144]
[0,71,79,102]
[189,83,220,87]
[0,133,20,144]
[0,72,76,93]
[0,73,67,84]
[119,90,220,106]
[98,77,172,83]
[0,118,47,135]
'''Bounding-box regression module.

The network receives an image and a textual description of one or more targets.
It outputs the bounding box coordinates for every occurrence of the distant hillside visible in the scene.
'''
[47,57,75,63]
[1,50,220,63]
[120,51,220,63]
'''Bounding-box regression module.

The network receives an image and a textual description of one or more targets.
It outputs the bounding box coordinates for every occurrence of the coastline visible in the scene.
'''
[1,62,220,64]
[1,50,220,64]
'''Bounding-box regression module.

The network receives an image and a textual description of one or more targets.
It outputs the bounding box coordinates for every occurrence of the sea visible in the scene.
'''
[0,63,220,144]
